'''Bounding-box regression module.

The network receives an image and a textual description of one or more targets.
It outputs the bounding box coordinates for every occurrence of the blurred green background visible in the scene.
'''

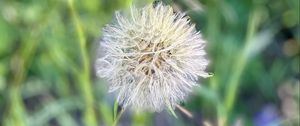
[0,0,299,126]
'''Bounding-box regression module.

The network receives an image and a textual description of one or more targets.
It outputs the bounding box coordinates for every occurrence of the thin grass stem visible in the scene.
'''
[67,0,97,125]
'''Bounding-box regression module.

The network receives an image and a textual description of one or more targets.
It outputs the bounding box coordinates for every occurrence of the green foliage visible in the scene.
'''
[0,0,299,126]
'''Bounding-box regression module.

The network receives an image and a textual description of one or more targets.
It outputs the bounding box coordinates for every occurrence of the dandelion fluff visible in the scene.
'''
[96,3,210,112]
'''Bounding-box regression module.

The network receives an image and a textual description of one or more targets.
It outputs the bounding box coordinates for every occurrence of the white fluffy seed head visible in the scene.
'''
[96,3,210,112]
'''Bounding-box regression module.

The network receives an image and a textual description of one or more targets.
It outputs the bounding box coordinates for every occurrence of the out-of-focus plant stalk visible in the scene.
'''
[67,0,97,125]
[205,1,226,125]
[132,111,152,126]
[223,9,261,125]
[5,32,39,126]
[112,108,125,126]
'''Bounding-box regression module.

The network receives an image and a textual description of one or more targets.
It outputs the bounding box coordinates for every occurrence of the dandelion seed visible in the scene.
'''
[96,3,211,112]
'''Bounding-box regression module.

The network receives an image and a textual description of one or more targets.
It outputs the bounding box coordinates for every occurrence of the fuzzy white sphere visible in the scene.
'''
[96,3,210,112]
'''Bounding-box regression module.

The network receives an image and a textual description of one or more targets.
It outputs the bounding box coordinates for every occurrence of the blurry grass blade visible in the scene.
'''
[29,97,83,126]
[56,113,77,126]
[99,102,114,125]
[182,0,204,12]
[244,28,277,59]
[67,0,97,125]
[132,111,151,126]
[167,102,178,118]
[112,108,125,126]
[113,100,118,120]
[197,85,220,104]
[224,9,261,112]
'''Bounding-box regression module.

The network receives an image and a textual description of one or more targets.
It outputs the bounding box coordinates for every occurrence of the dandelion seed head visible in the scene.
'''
[96,3,210,112]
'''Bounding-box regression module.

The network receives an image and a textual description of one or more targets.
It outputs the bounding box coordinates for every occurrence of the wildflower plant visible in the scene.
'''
[96,3,210,112]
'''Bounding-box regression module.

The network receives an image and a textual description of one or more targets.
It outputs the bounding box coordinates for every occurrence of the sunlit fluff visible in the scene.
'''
[96,3,210,112]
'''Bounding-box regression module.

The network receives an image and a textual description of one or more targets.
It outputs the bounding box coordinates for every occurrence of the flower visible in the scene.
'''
[96,3,210,112]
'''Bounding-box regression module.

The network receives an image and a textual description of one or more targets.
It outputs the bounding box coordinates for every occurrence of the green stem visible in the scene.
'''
[5,30,39,126]
[223,10,261,124]
[112,108,125,126]
[67,0,97,125]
